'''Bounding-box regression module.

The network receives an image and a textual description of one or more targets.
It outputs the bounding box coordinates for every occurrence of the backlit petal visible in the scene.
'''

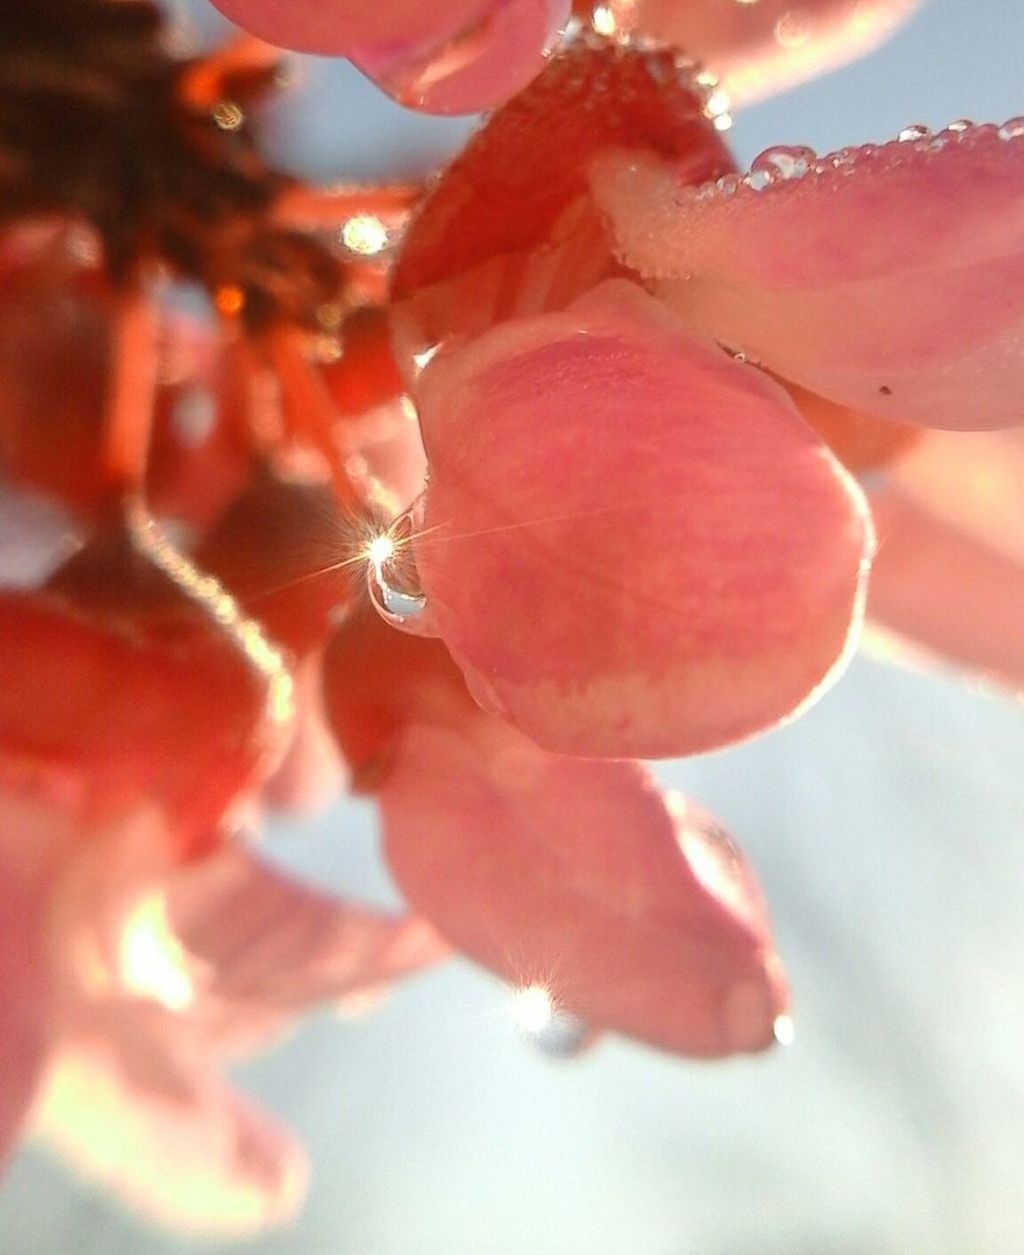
[381,721,788,1056]
[210,0,569,114]
[391,38,733,361]
[628,0,923,103]
[412,280,872,758]
[866,486,1024,692]
[33,1001,307,1235]
[352,0,570,116]
[208,0,499,54]
[592,125,1024,429]
[0,787,55,1167]
[886,428,1024,565]
[168,840,448,1037]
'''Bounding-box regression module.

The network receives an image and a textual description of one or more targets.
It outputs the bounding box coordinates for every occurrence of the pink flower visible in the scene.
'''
[0,0,1017,1235]
[620,0,924,103]
[325,607,789,1057]
[1,780,443,1232]
[207,0,572,114]
[206,0,923,113]
[382,31,1024,760]
[864,427,1024,693]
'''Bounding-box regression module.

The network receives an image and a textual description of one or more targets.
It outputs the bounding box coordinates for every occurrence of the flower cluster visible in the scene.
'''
[1,0,1021,1234]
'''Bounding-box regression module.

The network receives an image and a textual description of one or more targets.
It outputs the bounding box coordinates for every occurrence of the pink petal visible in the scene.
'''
[391,38,734,362]
[167,840,448,1032]
[887,428,1024,565]
[0,810,50,1167]
[412,279,872,758]
[33,1000,307,1235]
[629,0,922,103]
[591,124,1024,430]
[208,0,497,53]
[352,0,571,116]
[0,787,172,1171]
[262,654,345,816]
[866,487,1024,692]
[209,0,569,114]
[381,720,788,1056]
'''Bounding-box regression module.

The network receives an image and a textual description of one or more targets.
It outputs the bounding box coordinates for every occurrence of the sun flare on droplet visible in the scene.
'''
[366,532,396,571]
[508,983,556,1035]
[341,213,389,256]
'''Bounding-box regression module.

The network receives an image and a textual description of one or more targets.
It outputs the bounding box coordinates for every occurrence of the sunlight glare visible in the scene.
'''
[119,892,196,1011]
[508,983,555,1034]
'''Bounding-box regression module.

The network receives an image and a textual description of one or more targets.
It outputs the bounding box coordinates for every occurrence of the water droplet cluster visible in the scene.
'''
[561,5,733,131]
[683,114,1024,202]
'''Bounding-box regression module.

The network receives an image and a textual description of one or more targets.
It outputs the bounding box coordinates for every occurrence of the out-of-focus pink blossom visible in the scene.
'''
[208,0,572,114]
[621,0,923,103]
[326,607,788,1054]
[1,779,445,1232]
[1,0,1019,1233]
[864,429,1024,691]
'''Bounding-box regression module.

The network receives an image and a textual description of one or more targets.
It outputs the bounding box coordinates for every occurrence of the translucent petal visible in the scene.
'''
[592,126,1024,430]
[629,0,923,104]
[210,0,569,114]
[0,789,52,1168]
[381,721,788,1056]
[866,487,1024,693]
[33,1001,307,1236]
[412,280,872,758]
[352,0,570,116]
[167,840,449,1041]
[391,38,734,360]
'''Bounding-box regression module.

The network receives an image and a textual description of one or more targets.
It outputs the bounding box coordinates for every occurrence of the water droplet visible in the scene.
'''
[508,985,592,1058]
[946,118,974,133]
[341,214,390,257]
[715,173,741,194]
[774,9,812,48]
[532,1009,592,1058]
[750,144,816,181]
[773,1013,795,1046]
[999,116,1024,140]
[365,499,436,636]
[745,168,773,191]
[212,100,244,131]
[897,123,931,143]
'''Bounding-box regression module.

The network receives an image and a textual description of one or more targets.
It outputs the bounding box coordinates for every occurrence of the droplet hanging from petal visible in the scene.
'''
[365,498,437,637]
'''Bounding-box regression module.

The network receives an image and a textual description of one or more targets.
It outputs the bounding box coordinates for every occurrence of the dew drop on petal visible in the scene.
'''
[365,498,437,636]
[508,984,592,1058]
[773,9,812,48]
[341,214,390,257]
[998,116,1024,140]
[897,123,931,142]
[750,144,816,182]
[773,1013,795,1047]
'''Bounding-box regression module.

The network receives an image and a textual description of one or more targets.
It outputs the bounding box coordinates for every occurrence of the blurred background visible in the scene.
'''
[3,0,1024,1251]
